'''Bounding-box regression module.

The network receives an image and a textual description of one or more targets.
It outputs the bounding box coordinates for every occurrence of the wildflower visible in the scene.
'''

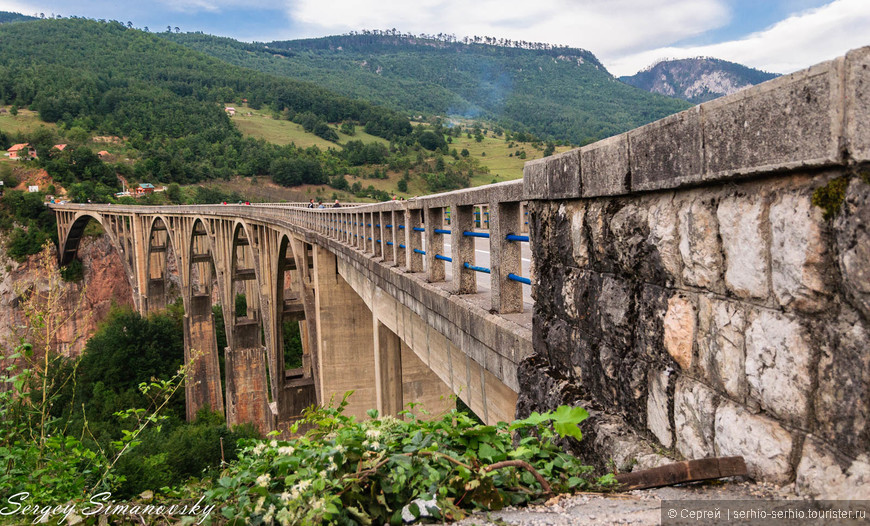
[280,491,292,503]
[365,428,381,439]
[253,443,266,456]
[277,446,295,456]
[256,473,272,487]
[270,440,278,448]
[263,504,276,524]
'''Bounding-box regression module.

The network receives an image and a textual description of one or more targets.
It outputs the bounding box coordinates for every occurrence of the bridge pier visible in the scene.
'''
[183,293,225,419]
[312,244,378,419]
[224,318,272,433]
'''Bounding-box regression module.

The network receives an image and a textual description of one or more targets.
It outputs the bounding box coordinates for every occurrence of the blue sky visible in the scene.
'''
[1,0,867,76]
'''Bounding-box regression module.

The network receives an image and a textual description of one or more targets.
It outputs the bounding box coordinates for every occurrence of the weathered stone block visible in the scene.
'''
[843,47,870,162]
[835,178,870,320]
[585,201,609,268]
[717,194,770,299]
[796,436,870,499]
[568,202,589,268]
[664,293,696,371]
[674,377,719,460]
[697,296,746,401]
[646,368,673,448]
[609,202,660,281]
[646,193,682,285]
[581,134,629,197]
[745,309,813,425]
[596,275,633,352]
[815,312,870,458]
[703,58,843,178]
[545,149,581,199]
[634,284,670,365]
[522,157,548,200]
[714,401,794,484]
[678,195,723,291]
[630,106,703,192]
[770,190,832,313]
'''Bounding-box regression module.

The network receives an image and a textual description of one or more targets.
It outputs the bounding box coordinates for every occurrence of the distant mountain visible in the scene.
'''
[619,57,779,104]
[0,11,37,24]
[163,32,691,145]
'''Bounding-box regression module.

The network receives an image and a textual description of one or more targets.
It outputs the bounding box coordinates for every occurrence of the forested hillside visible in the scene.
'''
[0,18,411,185]
[619,57,779,103]
[163,31,691,145]
[0,11,36,24]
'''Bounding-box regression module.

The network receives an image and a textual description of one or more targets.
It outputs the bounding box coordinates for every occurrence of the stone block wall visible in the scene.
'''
[520,46,870,498]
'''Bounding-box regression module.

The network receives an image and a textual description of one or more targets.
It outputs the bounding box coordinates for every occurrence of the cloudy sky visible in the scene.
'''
[2,0,868,76]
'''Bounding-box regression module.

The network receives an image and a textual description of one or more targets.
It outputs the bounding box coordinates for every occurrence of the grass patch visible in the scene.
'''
[448,133,574,184]
[0,107,58,136]
[230,104,388,149]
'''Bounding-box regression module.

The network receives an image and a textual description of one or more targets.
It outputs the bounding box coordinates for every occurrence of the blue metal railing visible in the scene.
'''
[508,273,531,285]
[463,231,489,238]
[464,262,490,273]
[435,254,452,262]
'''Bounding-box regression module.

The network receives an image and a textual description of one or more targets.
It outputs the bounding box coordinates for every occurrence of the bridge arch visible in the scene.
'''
[143,215,181,313]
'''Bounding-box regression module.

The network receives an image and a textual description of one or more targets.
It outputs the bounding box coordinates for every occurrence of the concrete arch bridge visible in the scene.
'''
[52,47,870,495]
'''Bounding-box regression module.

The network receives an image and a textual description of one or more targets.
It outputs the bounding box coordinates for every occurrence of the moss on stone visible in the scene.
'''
[812,176,851,220]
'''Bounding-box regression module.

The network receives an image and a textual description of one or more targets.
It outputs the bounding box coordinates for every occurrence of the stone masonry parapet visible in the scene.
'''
[523,46,870,200]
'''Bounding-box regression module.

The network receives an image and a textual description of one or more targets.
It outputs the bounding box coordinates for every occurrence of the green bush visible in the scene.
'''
[203,394,613,524]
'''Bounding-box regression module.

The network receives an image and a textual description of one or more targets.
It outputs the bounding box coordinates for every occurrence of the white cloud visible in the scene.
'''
[607,0,870,76]
[0,0,39,15]
[155,0,277,14]
[289,0,729,56]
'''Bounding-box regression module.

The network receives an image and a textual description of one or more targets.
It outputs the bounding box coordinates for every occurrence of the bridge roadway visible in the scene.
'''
[51,180,533,433]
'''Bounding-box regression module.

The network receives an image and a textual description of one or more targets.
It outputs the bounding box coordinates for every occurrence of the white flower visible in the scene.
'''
[270,440,278,447]
[369,441,380,450]
[277,446,295,456]
[280,491,292,503]
[335,444,346,454]
[256,473,271,487]
[365,428,381,439]
[263,504,276,524]
[253,443,266,456]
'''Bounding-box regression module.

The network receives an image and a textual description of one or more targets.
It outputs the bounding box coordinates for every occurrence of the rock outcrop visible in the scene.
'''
[0,233,133,357]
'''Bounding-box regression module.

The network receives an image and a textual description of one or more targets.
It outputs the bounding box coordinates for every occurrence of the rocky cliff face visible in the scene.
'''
[620,57,779,104]
[0,234,133,357]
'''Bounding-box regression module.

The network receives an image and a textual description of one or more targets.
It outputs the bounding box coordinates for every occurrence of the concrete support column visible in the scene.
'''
[393,209,406,269]
[491,201,523,313]
[313,245,377,419]
[408,209,424,273]
[184,293,225,420]
[377,212,386,261]
[451,204,477,294]
[399,340,453,417]
[374,321,403,417]
[424,207,445,282]
[225,318,272,434]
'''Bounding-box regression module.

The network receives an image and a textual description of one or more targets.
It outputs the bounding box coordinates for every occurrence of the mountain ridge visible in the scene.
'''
[619,57,779,104]
[162,31,692,145]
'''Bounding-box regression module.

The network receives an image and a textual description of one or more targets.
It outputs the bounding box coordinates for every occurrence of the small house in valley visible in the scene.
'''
[7,143,36,160]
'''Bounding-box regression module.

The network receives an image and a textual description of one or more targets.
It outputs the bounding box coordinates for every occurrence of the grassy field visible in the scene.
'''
[450,133,574,184]
[230,105,389,149]
[0,107,58,136]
